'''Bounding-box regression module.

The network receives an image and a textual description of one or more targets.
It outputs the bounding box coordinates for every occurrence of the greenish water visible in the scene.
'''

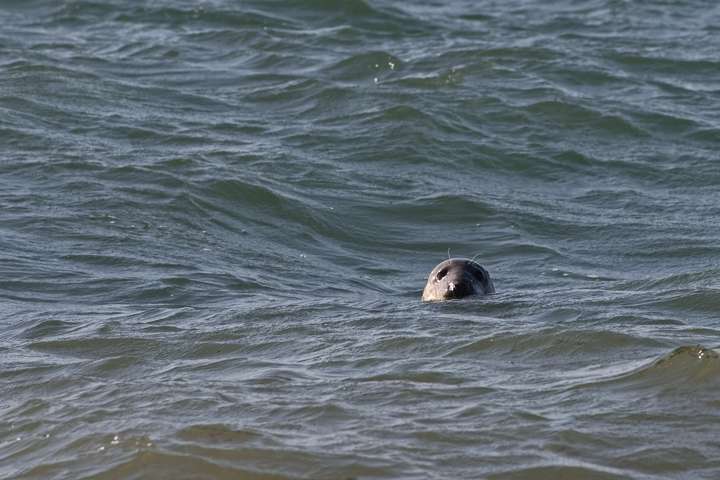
[2,1,720,478]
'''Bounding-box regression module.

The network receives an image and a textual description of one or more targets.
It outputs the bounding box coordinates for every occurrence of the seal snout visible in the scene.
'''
[442,272,473,299]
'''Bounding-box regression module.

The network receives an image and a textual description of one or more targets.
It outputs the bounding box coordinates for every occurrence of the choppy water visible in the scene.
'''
[2,0,720,478]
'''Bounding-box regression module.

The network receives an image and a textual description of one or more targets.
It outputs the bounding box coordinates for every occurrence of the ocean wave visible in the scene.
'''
[323,51,402,81]
[575,345,720,392]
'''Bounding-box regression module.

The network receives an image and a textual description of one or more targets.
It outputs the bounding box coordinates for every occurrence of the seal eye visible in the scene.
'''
[436,268,448,281]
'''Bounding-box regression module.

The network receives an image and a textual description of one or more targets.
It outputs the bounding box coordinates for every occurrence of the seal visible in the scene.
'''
[422,258,494,301]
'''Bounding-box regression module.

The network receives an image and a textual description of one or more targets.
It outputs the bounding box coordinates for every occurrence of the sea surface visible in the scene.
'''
[2,1,720,478]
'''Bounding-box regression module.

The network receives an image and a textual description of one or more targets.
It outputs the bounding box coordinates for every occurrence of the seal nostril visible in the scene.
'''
[436,268,448,281]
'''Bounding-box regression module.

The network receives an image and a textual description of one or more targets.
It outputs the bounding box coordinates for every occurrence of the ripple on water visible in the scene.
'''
[447,328,667,361]
[523,100,650,137]
[487,464,628,480]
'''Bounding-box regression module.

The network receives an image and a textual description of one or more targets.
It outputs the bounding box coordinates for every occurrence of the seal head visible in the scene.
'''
[422,258,494,302]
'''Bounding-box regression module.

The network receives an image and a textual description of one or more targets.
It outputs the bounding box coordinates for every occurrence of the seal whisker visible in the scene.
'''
[470,252,483,265]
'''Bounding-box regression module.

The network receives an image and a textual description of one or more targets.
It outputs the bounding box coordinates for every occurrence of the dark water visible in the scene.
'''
[2,0,720,478]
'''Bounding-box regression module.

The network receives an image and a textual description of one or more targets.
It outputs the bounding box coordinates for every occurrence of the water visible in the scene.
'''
[2,0,720,478]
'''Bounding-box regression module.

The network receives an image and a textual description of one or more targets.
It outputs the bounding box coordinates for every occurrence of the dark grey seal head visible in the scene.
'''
[422,258,495,302]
